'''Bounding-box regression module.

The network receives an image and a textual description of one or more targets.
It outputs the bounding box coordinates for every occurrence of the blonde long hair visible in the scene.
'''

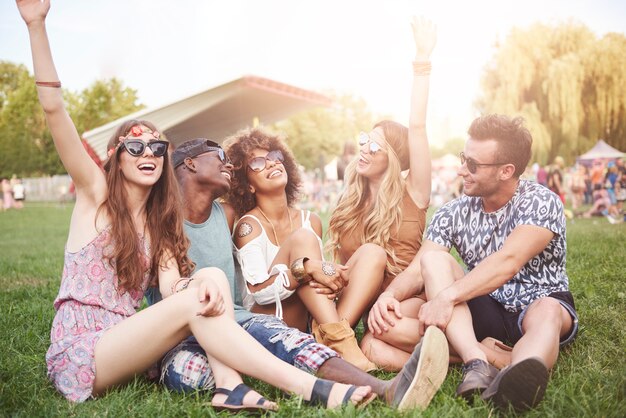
[326,124,407,277]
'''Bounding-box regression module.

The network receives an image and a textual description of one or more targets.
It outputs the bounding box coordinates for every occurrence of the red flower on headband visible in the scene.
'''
[130,126,144,137]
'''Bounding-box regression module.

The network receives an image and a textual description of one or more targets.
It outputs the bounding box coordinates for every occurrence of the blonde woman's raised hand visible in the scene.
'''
[16,0,50,26]
[411,16,437,61]
[196,277,225,317]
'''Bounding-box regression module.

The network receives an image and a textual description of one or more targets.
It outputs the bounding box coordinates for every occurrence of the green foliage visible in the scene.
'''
[272,93,378,170]
[0,61,144,177]
[1,203,625,417]
[430,137,466,159]
[477,22,626,164]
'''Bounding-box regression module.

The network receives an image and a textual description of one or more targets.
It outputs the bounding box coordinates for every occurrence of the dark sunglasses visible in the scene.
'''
[358,132,384,155]
[202,147,232,165]
[122,139,169,157]
[248,150,284,172]
[460,152,507,174]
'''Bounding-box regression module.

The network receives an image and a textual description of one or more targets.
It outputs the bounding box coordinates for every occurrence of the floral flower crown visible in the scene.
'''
[107,125,161,158]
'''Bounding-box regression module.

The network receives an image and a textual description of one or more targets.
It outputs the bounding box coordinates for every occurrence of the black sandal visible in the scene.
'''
[308,379,376,408]
[212,383,277,412]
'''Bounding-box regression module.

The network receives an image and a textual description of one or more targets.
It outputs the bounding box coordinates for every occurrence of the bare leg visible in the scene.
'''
[271,228,342,325]
[337,243,387,326]
[360,298,424,371]
[512,297,573,368]
[201,270,273,408]
[93,268,370,407]
[420,251,486,363]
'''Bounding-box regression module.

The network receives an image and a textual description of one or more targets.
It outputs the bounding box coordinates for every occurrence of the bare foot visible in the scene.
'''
[211,383,277,411]
[326,383,373,408]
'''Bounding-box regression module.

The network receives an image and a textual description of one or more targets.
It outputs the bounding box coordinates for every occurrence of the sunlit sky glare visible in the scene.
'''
[1,0,625,145]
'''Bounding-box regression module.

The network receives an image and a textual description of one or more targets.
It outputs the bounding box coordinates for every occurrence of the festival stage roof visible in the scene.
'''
[82,75,332,160]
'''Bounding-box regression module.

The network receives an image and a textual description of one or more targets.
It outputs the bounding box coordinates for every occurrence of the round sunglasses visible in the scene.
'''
[122,139,169,157]
[358,132,385,155]
[459,152,507,174]
[248,150,284,172]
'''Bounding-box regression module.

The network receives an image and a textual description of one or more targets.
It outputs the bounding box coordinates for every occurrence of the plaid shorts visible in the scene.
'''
[160,314,338,392]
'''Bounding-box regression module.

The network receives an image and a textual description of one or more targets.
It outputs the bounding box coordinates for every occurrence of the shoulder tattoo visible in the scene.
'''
[238,222,253,237]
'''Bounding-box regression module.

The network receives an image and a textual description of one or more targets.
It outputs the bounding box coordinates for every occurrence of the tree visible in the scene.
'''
[66,78,145,136]
[477,22,626,164]
[0,61,144,177]
[272,93,378,171]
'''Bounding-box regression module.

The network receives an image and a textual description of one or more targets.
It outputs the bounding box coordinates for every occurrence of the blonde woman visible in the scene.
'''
[326,17,436,371]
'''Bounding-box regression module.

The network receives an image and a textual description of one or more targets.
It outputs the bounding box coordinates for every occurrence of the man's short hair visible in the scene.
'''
[171,138,221,169]
[468,114,532,177]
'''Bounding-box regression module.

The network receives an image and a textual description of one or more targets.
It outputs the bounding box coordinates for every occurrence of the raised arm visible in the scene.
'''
[17,0,105,199]
[406,16,436,208]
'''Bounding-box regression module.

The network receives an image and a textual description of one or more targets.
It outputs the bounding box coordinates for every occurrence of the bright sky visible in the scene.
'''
[1,0,625,145]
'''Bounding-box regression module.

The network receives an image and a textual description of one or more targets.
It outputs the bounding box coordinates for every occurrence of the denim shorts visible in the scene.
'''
[160,314,338,393]
[467,291,579,347]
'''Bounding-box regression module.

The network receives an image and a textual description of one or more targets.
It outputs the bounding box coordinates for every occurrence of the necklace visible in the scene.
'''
[258,206,293,246]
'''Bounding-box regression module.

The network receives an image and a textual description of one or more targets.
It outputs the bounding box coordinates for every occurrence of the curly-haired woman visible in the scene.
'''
[326,17,436,371]
[225,128,376,371]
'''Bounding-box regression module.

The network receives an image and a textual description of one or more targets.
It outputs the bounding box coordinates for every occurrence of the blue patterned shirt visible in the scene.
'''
[426,180,569,312]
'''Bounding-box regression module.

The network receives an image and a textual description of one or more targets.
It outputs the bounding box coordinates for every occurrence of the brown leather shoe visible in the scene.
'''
[456,359,499,400]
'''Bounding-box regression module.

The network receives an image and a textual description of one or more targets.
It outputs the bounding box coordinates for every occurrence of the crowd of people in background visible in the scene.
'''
[300,155,626,225]
[0,175,25,211]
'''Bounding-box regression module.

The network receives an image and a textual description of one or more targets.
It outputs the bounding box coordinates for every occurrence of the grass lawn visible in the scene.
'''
[0,202,624,417]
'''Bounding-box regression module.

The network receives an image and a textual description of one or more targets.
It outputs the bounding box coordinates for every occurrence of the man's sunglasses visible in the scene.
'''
[459,152,507,174]
[248,150,284,172]
[202,147,232,165]
[122,139,169,157]
[358,132,384,155]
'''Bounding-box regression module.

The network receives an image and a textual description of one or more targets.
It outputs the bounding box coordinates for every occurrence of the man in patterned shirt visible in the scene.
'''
[369,114,578,412]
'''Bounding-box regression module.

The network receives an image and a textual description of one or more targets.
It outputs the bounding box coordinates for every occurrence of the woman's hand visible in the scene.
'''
[411,16,437,61]
[306,260,348,294]
[195,277,225,317]
[16,0,50,26]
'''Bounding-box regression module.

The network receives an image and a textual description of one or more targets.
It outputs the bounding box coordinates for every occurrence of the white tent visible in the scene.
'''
[577,139,624,162]
[82,75,331,160]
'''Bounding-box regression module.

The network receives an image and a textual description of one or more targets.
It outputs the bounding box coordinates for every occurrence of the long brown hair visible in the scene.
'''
[223,127,302,217]
[100,119,194,291]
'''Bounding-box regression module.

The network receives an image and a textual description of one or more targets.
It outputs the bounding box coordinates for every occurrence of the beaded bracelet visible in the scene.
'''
[413,61,432,76]
[179,278,194,292]
[170,277,193,294]
[35,81,62,88]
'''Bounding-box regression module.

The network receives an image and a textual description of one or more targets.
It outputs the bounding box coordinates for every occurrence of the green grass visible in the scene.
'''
[1,203,625,417]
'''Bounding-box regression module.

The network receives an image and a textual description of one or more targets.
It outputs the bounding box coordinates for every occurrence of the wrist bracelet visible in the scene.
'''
[290,257,312,284]
[412,61,432,76]
[35,81,62,88]
[179,278,194,292]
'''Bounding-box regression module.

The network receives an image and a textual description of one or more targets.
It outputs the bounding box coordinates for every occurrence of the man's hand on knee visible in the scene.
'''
[368,292,403,334]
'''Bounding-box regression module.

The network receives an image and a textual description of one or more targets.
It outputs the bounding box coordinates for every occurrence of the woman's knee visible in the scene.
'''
[354,243,387,267]
[523,297,564,329]
[192,267,229,289]
[290,227,319,246]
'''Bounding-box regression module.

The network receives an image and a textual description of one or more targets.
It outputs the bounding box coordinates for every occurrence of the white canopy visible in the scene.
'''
[577,139,624,161]
[83,75,332,160]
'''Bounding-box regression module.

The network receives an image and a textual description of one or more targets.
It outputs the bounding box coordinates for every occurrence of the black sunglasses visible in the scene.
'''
[122,139,169,157]
[201,147,232,165]
[460,152,507,174]
[358,132,385,155]
[248,150,284,172]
